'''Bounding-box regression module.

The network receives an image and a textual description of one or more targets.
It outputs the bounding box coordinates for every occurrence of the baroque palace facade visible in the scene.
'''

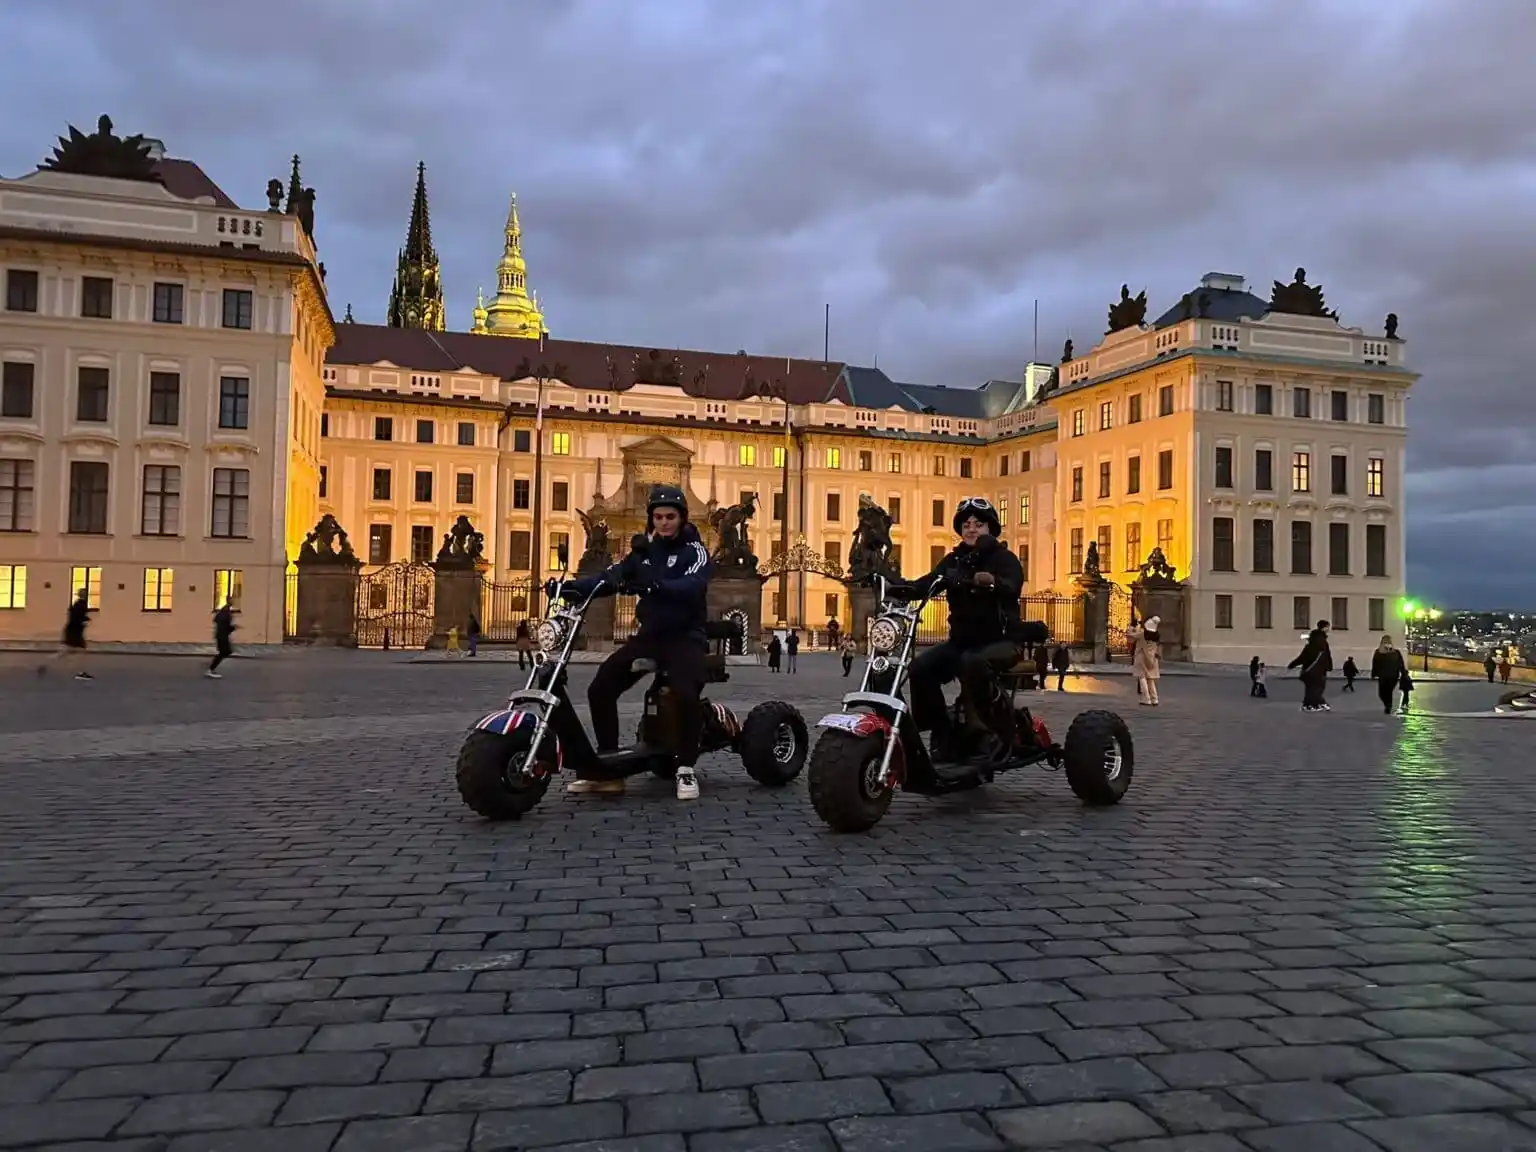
[0,127,1416,662]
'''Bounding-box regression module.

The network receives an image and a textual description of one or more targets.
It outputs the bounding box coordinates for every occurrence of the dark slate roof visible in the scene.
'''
[841,365,999,418]
[329,323,851,405]
[974,378,1030,419]
[1153,285,1270,329]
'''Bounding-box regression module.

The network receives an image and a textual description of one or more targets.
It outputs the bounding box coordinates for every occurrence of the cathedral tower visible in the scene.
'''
[386,162,446,331]
[472,192,547,338]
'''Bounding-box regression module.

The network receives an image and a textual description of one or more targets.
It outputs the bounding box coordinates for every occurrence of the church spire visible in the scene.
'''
[386,161,446,331]
[472,191,547,338]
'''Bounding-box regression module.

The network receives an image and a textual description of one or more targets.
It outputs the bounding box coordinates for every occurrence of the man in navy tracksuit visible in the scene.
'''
[557,485,712,800]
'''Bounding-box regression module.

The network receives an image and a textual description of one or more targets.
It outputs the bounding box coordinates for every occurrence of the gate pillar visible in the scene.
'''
[293,515,361,645]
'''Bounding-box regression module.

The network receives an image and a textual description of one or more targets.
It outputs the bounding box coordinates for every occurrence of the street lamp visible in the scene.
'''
[1402,600,1442,673]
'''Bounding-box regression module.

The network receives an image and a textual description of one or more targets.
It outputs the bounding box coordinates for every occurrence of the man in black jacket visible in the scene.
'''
[555,485,712,799]
[901,497,1030,759]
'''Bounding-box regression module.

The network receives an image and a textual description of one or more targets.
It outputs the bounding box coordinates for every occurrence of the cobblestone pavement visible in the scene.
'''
[2,653,1535,1150]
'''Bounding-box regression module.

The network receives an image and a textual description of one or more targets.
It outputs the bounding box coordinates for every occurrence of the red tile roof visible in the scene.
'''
[329,323,851,405]
[151,158,239,209]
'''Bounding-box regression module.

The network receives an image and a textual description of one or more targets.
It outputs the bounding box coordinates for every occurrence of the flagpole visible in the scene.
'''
[779,357,792,627]
[530,333,548,612]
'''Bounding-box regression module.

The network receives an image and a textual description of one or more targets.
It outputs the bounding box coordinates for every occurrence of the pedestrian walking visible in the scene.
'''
[1034,644,1050,691]
[1249,656,1260,695]
[1052,643,1071,692]
[1133,617,1161,706]
[1485,654,1497,682]
[840,635,857,677]
[1370,634,1406,715]
[785,630,799,674]
[466,612,481,657]
[766,633,782,672]
[206,602,236,678]
[1341,656,1358,691]
[1289,619,1334,713]
[1252,662,1268,698]
[515,619,533,670]
[1499,655,1512,685]
[40,589,93,681]
[1398,667,1415,714]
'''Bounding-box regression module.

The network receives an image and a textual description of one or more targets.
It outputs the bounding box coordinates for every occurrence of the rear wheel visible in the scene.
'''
[739,701,808,787]
[807,730,894,833]
[1063,709,1133,806]
[456,729,553,820]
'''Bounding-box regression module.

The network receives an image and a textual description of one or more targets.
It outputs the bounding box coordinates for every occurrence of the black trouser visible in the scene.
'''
[1343,675,1355,691]
[588,632,707,767]
[209,639,231,672]
[1301,670,1327,708]
[1377,679,1396,713]
[909,639,1021,740]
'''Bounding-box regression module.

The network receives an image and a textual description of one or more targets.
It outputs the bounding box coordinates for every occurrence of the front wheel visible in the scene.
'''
[456,729,553,820]
[1063,709,1133,806]
[807,730,894,833]
[739,701,808,787]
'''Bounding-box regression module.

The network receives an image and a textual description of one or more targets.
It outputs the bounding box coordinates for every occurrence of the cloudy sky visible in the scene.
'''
[2,0,1531,607]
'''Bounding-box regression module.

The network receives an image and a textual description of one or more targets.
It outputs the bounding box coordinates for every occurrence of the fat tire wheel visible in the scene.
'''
[1063,708,1133,806]
[739,701,809,787]
[455,729,553,821]
[807,730,893,833]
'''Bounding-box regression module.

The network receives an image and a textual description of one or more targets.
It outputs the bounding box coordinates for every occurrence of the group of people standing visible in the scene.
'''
[1268,620,1414,714]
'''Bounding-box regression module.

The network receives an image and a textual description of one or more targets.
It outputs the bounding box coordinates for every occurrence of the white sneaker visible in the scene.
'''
[205,671,222,679]
[675,768,700,801]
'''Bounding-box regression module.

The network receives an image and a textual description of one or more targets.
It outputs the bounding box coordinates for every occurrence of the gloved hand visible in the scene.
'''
[628,577,660,597]
[974,571,996,587]
[974,534,1000,555]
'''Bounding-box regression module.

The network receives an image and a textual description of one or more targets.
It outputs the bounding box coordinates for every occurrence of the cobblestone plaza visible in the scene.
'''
[2,652,1535,1150]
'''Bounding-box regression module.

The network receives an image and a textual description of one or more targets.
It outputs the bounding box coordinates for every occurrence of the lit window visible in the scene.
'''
[1072,409,1085,436]
[1291,451,1311,493]
[739,444,756,466]
[0,563,25,609]
[772,446,786,468]
[550,432,571,455]
[143,567,174,612]
[1098,401,1113,430]
[887,453,901,473]
[1018,495,1029,526]
[214,568,244,611]
[69,565,103,609]
[1367,458,1384,498]
[826,447,841,469]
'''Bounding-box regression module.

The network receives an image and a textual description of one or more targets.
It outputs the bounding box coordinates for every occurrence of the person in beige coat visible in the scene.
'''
[1134,616,1162,706]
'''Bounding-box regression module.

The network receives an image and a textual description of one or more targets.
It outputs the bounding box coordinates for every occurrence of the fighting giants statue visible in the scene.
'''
[577,510,612,573]
[297,514,356,566]
[848,495,894,582]
[436,515,486,566]
[708,492,759,573]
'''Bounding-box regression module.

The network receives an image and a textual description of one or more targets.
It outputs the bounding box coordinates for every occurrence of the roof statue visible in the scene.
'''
[1106,284,1148,333]
[40,115,160,183]
[1384,312,1400,340]
[1268,267,1338,319]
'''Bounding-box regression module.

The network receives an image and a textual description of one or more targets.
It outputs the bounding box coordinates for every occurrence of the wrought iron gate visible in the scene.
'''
[480,577,536,642]
[1023,593,1086,646]
[355,562,435,648]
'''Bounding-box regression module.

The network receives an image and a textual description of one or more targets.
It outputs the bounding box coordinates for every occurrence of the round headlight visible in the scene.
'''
[868,616,902,654]
[533,618,564,652]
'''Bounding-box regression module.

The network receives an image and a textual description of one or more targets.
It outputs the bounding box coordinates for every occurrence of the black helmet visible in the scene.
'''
[953,496,1000,537]
[647,484,689,522]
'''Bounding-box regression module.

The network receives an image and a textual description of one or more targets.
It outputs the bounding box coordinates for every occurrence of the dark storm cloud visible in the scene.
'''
[1,0,1530,605]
